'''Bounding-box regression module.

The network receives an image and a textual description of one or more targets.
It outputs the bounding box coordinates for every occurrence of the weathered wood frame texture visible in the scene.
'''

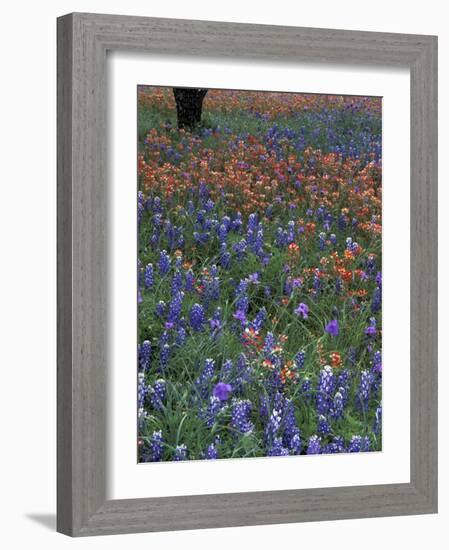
[57,12,438,536]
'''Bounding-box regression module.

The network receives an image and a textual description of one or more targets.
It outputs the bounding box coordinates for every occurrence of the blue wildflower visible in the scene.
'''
[189,303,206,332]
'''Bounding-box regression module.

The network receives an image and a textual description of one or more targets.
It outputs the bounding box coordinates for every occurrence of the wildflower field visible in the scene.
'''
[137,87,382,462]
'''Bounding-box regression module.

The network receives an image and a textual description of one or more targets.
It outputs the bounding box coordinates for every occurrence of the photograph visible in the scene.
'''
[136,86,383,462]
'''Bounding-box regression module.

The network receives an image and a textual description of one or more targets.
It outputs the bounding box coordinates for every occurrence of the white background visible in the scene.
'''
[109,54,410,499]
[0,1,444,549]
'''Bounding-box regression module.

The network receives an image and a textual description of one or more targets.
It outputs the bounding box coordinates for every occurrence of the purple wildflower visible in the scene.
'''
[294,302,309,319]
[325,319,339,337]
[233,309,247,325]
[213,382,232,401]
[365,317,377,337]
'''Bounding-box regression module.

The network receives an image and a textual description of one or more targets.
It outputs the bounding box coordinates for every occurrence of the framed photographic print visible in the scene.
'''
[57,13,438,536]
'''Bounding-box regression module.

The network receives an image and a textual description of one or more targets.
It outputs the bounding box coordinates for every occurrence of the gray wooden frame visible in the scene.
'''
[57,12,438,537]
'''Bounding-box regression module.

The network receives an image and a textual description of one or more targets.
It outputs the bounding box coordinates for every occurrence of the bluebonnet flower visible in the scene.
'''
[195,358,215,399]
[371,286,381,313]
[159,344,170,371]
[138,191,144,225]
[247,212,258,232]
[317,414,331,435]
[294,303,309,319]
[232,239,247,261]
[193,231,210,246]
[375,271,382,287]
[158,250,171,275]
[209,306,222,332]
[144,263,154,289]
[149,379,166,411]
[265,406,282,443]
[317,365,336,415]
[152,196,162,214]
[289,432,302,455]
[294,350,306,370]
[185,269,195,292]
[137,372,149,411]
[233,354,253,392]
[318,232,326,250]
[356,370,373,410]
[155,300,166,318]
[137,405,148,429]
[275,227,289,248]
[301,377,312,400]
[231,399,254,434]
[348,435,371,452]
[190,303,206,332]
[202,396,222,427]
[338,212,347,230]
[372,350,382,373]
[175,254,183,269]
[325,319,339,337]
[219,243,231,269]
[235,279,249,314]
[283,277,293,297]
[263,332,276,355]
[330,391,344,420]
[282,399,301,453]
[204,442,218,459]
[204,198,215,212]
[287,220,295,242]
[217,223,228,243]
[323,436,346,454]
[149,430,164,462]
[250,308,267,332]
[307,435,321,455]
[232,212,243,232]
[175,326,186,347]
[259,394,269,420]
[313,270,321,292]
[204,275,220,306]
[171,270,183,295]
[167,291,184,326]
[267,437,290,456]
[138,289,143,304]
[139,340,151,372]
[173,444,187,461]
[220,359,233,381]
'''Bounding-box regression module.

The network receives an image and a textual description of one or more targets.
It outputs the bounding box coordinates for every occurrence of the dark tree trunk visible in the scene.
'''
[173,88,208,130]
